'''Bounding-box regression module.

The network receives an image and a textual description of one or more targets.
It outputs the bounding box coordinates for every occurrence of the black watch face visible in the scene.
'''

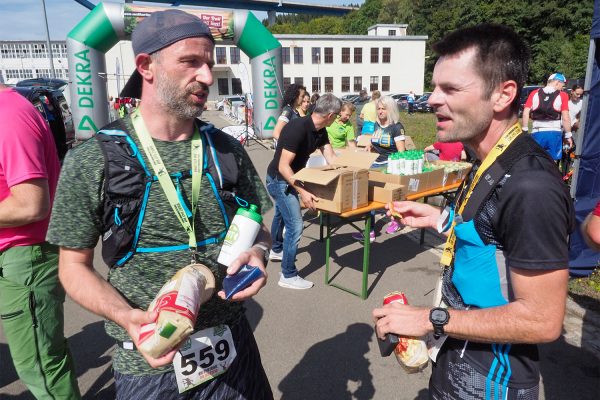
[431,309,448,324]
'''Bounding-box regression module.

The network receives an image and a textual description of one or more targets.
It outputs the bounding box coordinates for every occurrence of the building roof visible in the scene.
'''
[367,23,409,29]
[275,34,427,41]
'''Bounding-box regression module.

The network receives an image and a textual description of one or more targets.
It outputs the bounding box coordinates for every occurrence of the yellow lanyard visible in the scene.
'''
[439,123,522,267]
[131,110,203,250]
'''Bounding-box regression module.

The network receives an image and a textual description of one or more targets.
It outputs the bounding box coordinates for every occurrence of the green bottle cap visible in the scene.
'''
[236,204,263,224]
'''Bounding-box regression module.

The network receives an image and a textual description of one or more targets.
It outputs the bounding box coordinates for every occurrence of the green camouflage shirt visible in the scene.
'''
[47,116,272,376]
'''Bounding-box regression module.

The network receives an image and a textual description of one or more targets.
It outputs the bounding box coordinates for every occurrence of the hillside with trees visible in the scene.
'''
[265,0,593,87]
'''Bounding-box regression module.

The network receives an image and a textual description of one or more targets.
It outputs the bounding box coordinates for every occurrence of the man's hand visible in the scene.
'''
[298,187,318,211]
[217,246,268,301]
[372,303,430,340]
[386,201,441,229]
[119,309,178,368]
[565,137,574,149]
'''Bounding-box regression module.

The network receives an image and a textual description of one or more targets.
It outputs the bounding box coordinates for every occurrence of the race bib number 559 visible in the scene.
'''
[173,325,237,393]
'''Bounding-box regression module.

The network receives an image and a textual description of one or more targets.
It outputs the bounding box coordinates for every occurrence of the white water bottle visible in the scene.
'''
[217,204,263,267]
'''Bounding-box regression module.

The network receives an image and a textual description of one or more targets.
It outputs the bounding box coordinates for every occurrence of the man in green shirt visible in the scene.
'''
[47,10,273,399]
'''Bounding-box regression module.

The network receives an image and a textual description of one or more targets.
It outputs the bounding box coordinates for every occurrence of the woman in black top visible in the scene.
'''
[272,84,306,140]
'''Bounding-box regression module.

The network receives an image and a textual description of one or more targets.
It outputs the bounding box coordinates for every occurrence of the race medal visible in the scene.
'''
[173,325,237,393]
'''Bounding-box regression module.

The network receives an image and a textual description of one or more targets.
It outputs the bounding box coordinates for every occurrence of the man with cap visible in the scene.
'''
[522,72,572,161]
[47,9,274,398]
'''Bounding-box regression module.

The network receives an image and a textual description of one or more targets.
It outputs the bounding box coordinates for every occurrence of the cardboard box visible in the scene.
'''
[369,182,405,203]
[404,136,416,150]
[356,134,372,147]
[430,161,473,186]
[369,168,445,197]
[293,151,378,213]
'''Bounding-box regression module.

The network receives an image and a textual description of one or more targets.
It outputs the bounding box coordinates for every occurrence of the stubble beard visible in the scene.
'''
[155,70,205,120]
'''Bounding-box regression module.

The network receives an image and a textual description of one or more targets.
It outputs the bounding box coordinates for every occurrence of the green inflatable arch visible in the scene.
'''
[67,2,283,139]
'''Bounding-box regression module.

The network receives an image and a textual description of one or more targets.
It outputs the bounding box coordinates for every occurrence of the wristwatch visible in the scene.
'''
[429,308,450,339]
[252,244,270,266]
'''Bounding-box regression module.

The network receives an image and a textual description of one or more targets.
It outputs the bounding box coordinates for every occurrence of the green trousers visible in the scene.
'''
[0,243,81,399]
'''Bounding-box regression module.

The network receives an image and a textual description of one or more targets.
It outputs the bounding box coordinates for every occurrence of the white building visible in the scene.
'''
[0,40,69,84]
[104,23,427,102]
[0,24,426,105]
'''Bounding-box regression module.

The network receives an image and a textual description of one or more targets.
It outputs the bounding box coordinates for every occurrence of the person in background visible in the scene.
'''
[360,90,381,134]
[0,83,81,399]
[46,10,273,398]
[353,95,406,242]
[407,90,416,115]
[376,24,574,399]
[326,102,357,149]
[266,94,340,289]
[355,88,370,133]
[522,72,572,161]
[308,92,320,115]
[568,84,584,137]
[298,92,310,117]
[582,201,600,251]
[424,141,467,162]
[273,83,306,142]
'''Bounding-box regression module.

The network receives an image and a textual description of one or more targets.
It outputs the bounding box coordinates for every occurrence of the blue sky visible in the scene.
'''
[0,0,363,41]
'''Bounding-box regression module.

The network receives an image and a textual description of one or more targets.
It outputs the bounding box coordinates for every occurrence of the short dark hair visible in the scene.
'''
[282,84,305,109]
[432,23,530,114]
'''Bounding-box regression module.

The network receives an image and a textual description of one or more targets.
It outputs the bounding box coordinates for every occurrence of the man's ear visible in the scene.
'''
[136,53,154,82]
[492,80,518,113]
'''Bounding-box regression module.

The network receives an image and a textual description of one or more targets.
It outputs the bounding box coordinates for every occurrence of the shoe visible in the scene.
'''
[352,231,376,243]
[278,275,314,289]
[385,220,402,234]
[269,250,283,261]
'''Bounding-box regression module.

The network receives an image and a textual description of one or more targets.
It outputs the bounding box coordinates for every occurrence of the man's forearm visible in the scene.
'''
[59,253,134,328]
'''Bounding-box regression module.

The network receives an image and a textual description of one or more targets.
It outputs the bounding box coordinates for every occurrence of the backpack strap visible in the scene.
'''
[461,134,551,221]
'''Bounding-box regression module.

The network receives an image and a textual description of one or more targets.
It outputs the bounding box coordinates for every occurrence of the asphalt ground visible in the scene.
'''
[1,111,598,399]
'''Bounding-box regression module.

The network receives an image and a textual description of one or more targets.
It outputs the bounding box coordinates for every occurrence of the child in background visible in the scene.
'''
[326,102,357,149]
[424,141,466,161]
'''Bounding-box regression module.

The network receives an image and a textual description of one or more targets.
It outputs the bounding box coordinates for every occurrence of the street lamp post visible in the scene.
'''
[40,0,56,78]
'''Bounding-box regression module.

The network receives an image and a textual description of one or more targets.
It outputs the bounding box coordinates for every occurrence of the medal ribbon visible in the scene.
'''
[131,110,203,250]
[439,123,522,267]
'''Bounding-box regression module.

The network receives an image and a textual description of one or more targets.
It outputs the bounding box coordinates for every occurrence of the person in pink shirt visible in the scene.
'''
[0,84,80,399]
[424,141,467,161]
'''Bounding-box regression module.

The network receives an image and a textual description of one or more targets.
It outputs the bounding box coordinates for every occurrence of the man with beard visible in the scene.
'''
[46,10,274,399]
[373,24,574,399]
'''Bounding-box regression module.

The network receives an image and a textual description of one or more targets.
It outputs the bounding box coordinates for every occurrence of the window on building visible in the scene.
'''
[7,69,33,79]
[324,47,333,64]
[218,78,229,95]
[354,48,362,63]
[294,77,304,87]
[293,47,303,64]
[216,47,227,64]
[32,43,47,58]
[325,77,333,92]
[312,47,321,64]
[354,76,362,92]
[383,48,391,63]
[232,78,242,94]
[230,47,241,64]
[35,69,52,78]
[371,48,379,63]
[341,48,350,64]
[282,47,290,64]
[341,77,350,92]
[388,30,396,36]
[283,77,291,91]
[370,76,379,91]
[382,76,390,91]
[312,77,321,93]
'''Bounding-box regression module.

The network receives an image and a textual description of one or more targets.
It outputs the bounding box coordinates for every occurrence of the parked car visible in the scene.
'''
[518,85,542,117]
[414,93,433,113]
[216,95,245,111]
[341,94,359,103]
[14,84,74,161]
[390,93,409,110]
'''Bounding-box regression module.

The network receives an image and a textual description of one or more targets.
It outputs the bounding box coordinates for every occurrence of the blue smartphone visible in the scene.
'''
[222,265,264,300]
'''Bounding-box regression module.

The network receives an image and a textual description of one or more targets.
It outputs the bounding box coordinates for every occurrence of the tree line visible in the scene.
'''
[265,0,593,88]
